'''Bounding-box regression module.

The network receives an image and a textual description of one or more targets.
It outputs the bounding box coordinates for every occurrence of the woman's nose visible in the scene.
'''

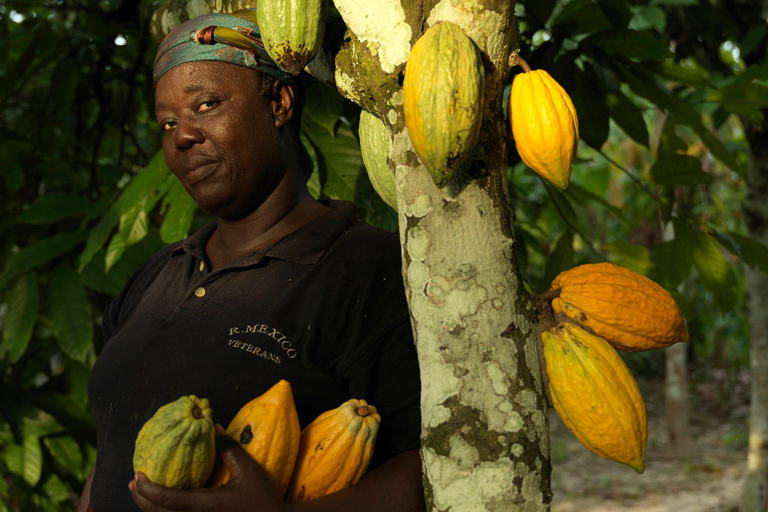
[174,118,205,149]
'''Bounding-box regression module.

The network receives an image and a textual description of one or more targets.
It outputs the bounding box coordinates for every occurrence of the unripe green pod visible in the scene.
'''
[256,0,326,75]
[403,21,484,187]
[359,111,397,211]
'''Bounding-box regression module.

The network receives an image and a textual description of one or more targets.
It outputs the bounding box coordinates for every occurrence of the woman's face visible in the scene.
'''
[155,61,286,220]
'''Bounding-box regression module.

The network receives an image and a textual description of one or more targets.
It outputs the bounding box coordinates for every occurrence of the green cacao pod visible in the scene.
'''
[256,0,326,75]
[133,395,216,489]
[359,111,397,211]
[403,21,484,187]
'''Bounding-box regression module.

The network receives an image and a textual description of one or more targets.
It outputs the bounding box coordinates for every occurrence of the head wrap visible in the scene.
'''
[153,11,314,179]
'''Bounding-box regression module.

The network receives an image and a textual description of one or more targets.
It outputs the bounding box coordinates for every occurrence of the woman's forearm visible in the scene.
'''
[77,466,95,512]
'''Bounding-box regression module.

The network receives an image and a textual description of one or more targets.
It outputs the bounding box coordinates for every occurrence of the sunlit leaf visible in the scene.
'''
[43,436,83,480]
[47,263,92,361]
[105,233,126,273]
[0,272,39,363]
[644,60,709,87]
[650,154,711,186]
[687,227,739,312]
[606,89,649,146]
[42,474,69,503]
[16,193,94,225]
[0,231,87,291]
[712,230,768,274]
[628,5,666,33]
[602,241,651,275]
[160,179,198,244]
[78,202,120,272]
[19,408,66,438]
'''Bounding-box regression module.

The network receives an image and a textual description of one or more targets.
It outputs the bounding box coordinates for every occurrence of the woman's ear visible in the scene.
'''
[271,80,295,128]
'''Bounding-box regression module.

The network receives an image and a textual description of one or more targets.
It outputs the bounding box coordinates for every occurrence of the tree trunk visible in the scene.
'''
[741,115,768,512]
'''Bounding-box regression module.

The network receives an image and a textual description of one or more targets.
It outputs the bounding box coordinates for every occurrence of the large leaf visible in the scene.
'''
[42,474,70,503]
[551,0,612,37]
[105,231,127,273]
[539,231,574,291]
[628,5,666,33]
[564,182,627,221]
[606,89,649,146]
[47,263,92,361]
[644,60,710,87]
[78,202,121,272]
[685,226,739,312]
[712,230,768,274]
[0,231,87,291]
[650,154,711,186]
[303,82,345,136]
[652,223,693,289]
[16,193,94,225]
[160,179,198,244]
[572,64,609,149]
[303,118,363,201]
[589,29,672,61]
[4,438,43,487]
[602,241,651,275]
[616,60,738,170]
[19,408,66,438]
[43,436,83,480]
[709,78,768,120]
[0,272,39,363]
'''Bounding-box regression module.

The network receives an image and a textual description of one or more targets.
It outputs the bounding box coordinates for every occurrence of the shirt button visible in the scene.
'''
[199,261,205,272]
[194,287,206,297]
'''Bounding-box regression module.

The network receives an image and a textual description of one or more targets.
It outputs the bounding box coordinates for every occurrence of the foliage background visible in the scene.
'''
[0,0,766,509]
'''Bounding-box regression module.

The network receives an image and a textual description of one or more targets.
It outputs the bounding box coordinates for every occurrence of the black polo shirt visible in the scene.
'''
[87,200,420,511]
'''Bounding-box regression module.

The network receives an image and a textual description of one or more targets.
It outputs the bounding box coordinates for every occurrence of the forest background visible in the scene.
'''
[0,0,767,510]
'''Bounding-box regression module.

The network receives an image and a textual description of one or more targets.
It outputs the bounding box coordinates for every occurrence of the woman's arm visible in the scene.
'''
[77,467,95,512]
[129,430,425,512]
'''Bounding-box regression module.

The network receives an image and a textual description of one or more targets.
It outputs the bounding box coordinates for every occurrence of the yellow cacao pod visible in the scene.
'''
[133,395,215,489]
[542,323,647,473]
[509,57,578,190]
[286,399,380,502]
[551,262,688,352]
[256,0,325,75]
[359,111,397,211]
[210,380,300,497]
[403,21,484,187]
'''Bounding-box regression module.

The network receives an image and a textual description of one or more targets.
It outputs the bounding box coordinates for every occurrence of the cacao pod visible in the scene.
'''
[550,262,688,352]
[286,399,380,502]
[256,0,325,75]
[508,56,578,190]
[359,111,397,211]
[542,323,647,473]
[403,21,484,187]
[133,395,216,488]
[210,379,300,497]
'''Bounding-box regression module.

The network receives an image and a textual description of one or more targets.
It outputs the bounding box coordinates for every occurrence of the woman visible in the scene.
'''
[79,12,424,512]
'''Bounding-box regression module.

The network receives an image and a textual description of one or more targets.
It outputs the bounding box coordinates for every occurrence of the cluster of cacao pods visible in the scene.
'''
[133,380,380,502]
[539,262,688,473]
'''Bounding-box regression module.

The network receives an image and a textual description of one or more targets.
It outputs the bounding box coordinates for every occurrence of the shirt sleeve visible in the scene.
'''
[342,318,421,468]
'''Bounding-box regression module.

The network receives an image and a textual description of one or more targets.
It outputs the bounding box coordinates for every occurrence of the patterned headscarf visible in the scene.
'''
[153,11,313,178]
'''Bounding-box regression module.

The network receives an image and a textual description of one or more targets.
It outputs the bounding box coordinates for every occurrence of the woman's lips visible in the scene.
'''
[185,158,219,185]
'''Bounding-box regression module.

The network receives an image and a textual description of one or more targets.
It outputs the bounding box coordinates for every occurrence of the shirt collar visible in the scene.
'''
[171,200,358,266]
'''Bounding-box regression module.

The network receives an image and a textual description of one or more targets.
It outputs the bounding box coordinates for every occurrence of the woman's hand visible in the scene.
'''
[129,425,289,512]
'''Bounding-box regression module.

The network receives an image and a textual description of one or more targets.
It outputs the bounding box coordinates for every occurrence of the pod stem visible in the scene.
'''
[510,53,532,73]
[357,406,370,417]
[192,406,204,420]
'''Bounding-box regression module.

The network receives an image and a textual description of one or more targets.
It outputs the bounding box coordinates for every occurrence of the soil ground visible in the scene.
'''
[550,366,751,512]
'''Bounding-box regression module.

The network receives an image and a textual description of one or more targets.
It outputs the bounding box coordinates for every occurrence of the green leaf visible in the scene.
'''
[43,436,83,480]
[79,252,124,296]
[658,117,687,155]
[652,228,693,289]
[628,6,666,33]
[551,0,612,37]
[19,408,66,438]
[589,30,671,61]
[47,263,92,361]
[540,231,574,291]
[120,204,149,246]
[16,193,94,225]
[0,231,87,291]
[606,89,649,146]
[686,227,739,312]
[160,179,198,244]
[564,183,626,221]
[644,60,710,87]
[303,118,363,201]
[709,79,768,118]
[303,134,321,199]
[78,202,120,272]
[650,0,696,4]
[42,474,70,503]
[526,0,557,25]
[572,64,609,149]
[617,61,738,170]
[741,25,768,59]
[650,154,711,186]
[0,147,24,194]
[602,241,651,275]
[303,82,345,136]
[0,272,39,363]
[712,230,768,274]
[5,438,44,486]
[105,232,126,273]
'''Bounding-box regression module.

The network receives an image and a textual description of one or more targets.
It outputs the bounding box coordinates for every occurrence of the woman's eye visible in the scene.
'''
[197,100,219,113]
[159,121,176,132]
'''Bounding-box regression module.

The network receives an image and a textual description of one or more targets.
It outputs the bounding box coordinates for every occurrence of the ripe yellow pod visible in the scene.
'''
[403,21,484,187]
[286,399,380,502]
[551,262,688,352]
[542,323,647,473]
[211,380,300,498]
[508,56,578,190]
